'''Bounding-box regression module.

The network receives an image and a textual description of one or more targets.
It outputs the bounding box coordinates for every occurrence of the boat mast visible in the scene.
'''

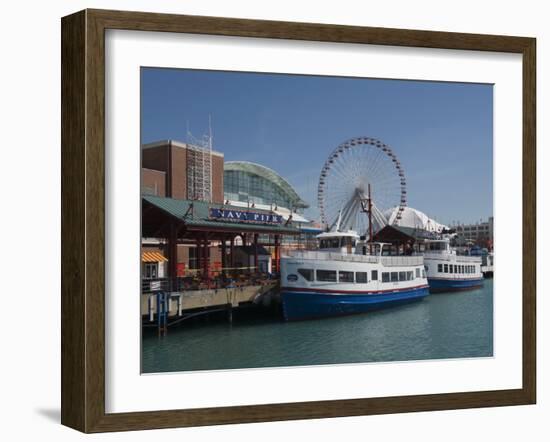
[368,184,373,255]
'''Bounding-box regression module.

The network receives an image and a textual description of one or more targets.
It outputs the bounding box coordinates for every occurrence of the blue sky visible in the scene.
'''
[141,68,493,226]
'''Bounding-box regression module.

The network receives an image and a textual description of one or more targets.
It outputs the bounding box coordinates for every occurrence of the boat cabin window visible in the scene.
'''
[444,264,448,273]
[399,271,406,281]
[422,269,426,278]
[382,272,390,283]
[390,272,398,282]
[317,270,337,282]
[339,271,354,283]
[319,238,340,249]
[427,242,446,252]
[416,268,420,278]
[437,264,443,273]
[356,272,368,283]
[449,265,454,274]
[371,270,378,281]
[298,269,314,281]
[319,236,356,249]
[407,271,413,280]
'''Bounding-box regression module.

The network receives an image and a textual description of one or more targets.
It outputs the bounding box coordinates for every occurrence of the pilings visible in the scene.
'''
[155,292,169,337]
[144,283,277,336]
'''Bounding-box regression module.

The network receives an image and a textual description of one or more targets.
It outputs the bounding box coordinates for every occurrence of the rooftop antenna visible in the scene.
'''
[208,114,213,150]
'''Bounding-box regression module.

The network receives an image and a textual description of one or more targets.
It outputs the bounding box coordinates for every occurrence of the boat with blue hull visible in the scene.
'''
[280,232,429,321]
[282,285,429,321]
[427,277,483,292]
[422,238,484,293]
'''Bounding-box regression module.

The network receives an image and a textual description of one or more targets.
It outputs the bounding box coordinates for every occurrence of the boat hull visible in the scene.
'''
[427,277,484,293]
[281,285,430,321]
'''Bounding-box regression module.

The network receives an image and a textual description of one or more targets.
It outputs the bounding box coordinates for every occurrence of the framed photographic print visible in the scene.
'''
[61,9,536,433]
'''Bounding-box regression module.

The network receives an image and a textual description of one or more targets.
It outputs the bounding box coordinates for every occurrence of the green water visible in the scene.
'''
[142,279,493,373]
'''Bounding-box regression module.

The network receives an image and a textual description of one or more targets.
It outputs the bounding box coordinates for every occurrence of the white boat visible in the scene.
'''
[422,238,484,292]
[280,230,429,321]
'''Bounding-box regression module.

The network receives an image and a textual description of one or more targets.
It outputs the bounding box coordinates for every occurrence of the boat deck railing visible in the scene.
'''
[288,250,423,267]
[422,252,481,263]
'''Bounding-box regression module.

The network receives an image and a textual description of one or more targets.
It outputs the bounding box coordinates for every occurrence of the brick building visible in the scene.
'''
[141,140,224,202]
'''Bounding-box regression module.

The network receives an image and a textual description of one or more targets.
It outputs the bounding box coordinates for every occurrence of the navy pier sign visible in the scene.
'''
[209,208,283,224]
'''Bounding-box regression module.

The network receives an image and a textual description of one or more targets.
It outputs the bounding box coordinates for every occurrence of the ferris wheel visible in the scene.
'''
[317,136,407,236]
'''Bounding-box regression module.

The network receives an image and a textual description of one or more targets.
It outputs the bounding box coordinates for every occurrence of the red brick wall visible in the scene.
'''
[142,141,224,202]
[142,144,170,196]
[211,154,224,203]
[171,145,188,200]
[141,168,166,197]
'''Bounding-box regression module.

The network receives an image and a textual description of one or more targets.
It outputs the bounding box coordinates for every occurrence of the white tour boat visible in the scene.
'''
[422,238,484,293]
[280,230,429,321]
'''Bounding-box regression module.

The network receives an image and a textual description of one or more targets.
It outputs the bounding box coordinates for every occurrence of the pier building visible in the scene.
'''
[140,139,310,332]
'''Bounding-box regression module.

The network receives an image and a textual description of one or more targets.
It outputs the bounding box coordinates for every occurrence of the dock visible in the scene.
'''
[142,281,278,335]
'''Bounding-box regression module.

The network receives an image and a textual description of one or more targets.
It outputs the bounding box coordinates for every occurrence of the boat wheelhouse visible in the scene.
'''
[422,238,484,293]
[280,231,429,321]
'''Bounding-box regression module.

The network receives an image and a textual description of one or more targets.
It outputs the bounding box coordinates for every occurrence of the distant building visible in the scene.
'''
[455,217,494,247]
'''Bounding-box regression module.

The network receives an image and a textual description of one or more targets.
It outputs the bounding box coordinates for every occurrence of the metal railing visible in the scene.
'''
[141,273,278,294]
[423,253,481,263]
[287,250,423,267]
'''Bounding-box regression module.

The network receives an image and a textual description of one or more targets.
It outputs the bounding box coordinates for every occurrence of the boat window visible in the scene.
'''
[391,272,399,282]
[407,271,413,280]
[339,271,354,283]
[422,269,426,278]
[298,269,314,281]
[462,265,465,273]
[449,265,454,274]
[382,272,390,283]
[444,264,448,273]
[371,270,378,281]
[454,265,458,273]
[437,264,443,273]
[317,270,337,282]
[399,271,406,281]
[415,268,420,278]
[319,238,341,249]
[356,272,368,283]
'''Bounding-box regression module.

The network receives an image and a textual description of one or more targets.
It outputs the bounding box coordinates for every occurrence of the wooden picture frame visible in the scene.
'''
[61,9,536,433]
